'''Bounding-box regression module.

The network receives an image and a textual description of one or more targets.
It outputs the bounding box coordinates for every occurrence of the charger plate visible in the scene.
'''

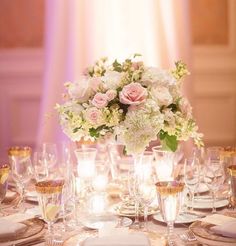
[153,212,202,224]
[0,218,44,243]
[186,196,228,209]
[190,220,236,246]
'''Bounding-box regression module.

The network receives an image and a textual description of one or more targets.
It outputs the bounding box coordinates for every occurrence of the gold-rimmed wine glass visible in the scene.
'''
[155,181,184,246]
[35,180,64,242]
[0,164,10,215]
[8,146,33,211]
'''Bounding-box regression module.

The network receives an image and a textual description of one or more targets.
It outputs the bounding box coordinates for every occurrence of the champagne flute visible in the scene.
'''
[184,157,200,210]
[0,164,10,215]
[33,151,49,181]
[35,180,64,242]
[204,148,225,213]
[8,146,33,211]
[155,181,184,246]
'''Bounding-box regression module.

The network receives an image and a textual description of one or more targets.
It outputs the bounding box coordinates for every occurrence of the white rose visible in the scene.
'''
[151,85,173,106]
[102,71,123,89]
[142,67,176,86]
[68,77,102,103]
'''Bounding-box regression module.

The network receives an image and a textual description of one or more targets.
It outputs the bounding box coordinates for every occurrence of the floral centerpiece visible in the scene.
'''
[56,54,203,154]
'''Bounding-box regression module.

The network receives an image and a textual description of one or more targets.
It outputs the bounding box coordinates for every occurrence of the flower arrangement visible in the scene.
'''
[56,54,203,154]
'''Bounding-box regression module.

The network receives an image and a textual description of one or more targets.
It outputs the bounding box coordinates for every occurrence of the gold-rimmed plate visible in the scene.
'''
[190,220,236,246]
[0,218,45,243]
[110,202,158,217]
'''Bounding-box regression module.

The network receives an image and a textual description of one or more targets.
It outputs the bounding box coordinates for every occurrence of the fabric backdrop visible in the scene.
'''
[37,0,193,153]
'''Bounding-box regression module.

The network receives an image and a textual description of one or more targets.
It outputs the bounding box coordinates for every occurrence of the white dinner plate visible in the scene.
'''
[110,202,158,217]
[190,220,236,246]
[187,196,228,209]
[25,191,38,203]
[80,214,132,230]
[153,212,203,224]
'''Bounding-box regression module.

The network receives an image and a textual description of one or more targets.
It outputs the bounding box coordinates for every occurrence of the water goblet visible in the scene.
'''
[0,164,10,215]
[204,147,225,213]
[155,181,184,246]
[184,157,200,210]
[35,180,64,242]
[8,146,33,211]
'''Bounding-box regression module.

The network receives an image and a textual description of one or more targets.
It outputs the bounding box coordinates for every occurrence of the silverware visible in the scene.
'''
[180,230,197,242]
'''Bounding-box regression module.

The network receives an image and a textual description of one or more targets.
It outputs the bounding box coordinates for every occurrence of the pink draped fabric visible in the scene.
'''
[37,0,193,153]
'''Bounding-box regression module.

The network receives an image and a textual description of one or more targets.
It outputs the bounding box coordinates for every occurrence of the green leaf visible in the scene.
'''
[89,128,100,138]
[73,127,81,133]
[133,53,142,58]
[167,103,178,113]
[113,59,122,72]
[159,132,178,152]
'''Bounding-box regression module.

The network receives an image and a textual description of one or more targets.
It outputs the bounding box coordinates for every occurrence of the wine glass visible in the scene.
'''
[35,180,64,242]
[0,164,10,215]
[8,146,33,211]
[204,147,225,213]
[135,176,156,231]
[42,143,58,174]
[184,157,200,210]
[155,181,184,246]
[33,151,49,181]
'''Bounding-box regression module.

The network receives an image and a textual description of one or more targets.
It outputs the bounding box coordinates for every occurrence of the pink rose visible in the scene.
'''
[85,107,103,125]
[92,93,109,108]
[106,90,117,101]
[119,82,147,105]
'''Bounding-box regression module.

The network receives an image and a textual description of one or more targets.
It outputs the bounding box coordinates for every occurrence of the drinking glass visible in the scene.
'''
[184,157,200,210]
[33,151,49,181]
[155,181,184,246]
[74,148,97,181]
[152,146,175,181]
[135,177,156,230]
[228,165,236,208]
[204,147,225,213]
[8,147,33,211]
[35,180,64,241]
[92,162,109,192]
[42,143,58,171]
[0,164,10,214]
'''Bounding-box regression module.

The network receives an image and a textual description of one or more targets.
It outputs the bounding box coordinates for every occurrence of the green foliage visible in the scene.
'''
[113,60,122,72]
[159,130,178,152]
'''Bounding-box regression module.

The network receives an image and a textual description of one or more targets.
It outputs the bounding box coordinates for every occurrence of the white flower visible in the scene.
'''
[102,71,123,89]
[142,67,176,86]
[150,85,173,106]
[68,77,102,103]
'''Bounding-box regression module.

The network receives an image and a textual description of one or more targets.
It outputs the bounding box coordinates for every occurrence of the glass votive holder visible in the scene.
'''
[87,192,108,215]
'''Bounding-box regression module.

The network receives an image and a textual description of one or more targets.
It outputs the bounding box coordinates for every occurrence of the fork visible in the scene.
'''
[180,230,197,242]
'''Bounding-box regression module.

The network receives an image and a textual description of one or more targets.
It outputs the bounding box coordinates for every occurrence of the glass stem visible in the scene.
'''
[190,191,195,211]
[144,205,148,231]
[134,200,139,226]
[47,222,54,239]
[167,221,174,246]
[212,191,216,213]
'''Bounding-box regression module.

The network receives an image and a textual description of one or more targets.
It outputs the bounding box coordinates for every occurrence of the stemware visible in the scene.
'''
[184,157,200,210]
[33,151,49,181]
[42,143,58,171]
[35,180,64,242]
[0,164,10,214]
[204,147,225,213]
[135,176,156,230]
[155,181,184,246]
[152,146,175,181]
[8,146,33,211]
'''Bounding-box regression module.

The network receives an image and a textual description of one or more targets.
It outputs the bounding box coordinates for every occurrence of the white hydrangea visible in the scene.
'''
[102,71,123,89]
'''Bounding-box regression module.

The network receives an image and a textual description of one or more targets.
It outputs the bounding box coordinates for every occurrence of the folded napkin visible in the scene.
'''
[83,233,150,246]
[199,214,236,226]
[211,221,236,238]
[0,219,26,239]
